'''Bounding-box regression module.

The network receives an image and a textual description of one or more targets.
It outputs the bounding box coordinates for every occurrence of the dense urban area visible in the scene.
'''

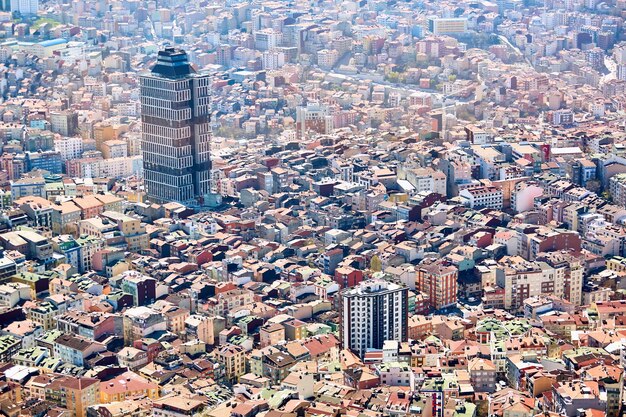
[0,0,623,417]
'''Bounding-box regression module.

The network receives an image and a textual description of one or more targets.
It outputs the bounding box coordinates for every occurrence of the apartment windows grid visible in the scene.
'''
[140,48,212,204]
[341,280,408,357]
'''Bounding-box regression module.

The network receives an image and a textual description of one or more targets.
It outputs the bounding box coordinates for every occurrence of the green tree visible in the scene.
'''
[370,255,382,272]
[476,400,489,417]
[386,72,400,83]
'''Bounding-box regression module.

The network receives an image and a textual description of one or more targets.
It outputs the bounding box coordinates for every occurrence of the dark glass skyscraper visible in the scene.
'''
[140,48,212,204]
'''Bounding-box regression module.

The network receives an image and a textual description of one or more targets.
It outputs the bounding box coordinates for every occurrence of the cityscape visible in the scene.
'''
[0,0,622,417]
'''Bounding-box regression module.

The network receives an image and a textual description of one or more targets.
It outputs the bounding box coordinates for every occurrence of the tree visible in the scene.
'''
[476,400,489,417]
[370,255,382,272]
[585,179,601,194]
[386,72,400,83]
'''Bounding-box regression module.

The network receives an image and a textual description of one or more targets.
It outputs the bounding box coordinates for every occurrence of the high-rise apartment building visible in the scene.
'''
[49,110,79,137]
[295,102,333,139]
[417,261,459,310]
[495,252,583,311]
[340,279,408,357]
[140,48,212,204]
[536,251,583,306]
[9,0,38,16]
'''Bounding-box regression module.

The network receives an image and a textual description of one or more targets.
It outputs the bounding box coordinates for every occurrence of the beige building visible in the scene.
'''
[79,211,148,252]
[184,314,224,345]
[205,289,254,317]
[51,201,82,235]
[100,371,159,403]
[101,139,128,159]
[215,344,246,384]
[161,305,190,336]
[44,376,100,417]
[260,323,285,348]
[468,358,497,392]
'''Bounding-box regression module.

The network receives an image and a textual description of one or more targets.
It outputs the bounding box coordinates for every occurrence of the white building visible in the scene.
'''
[123,306,167,343]
[511,183,543,213]
[102,139,128,159]
[428,17,468,35]
[117,346,148,370]
[10,0,38,16]
[496,254,583,310]
[618,64,626,81]
[54,137,84,161]
[254,29,282,51]
[459,185,504,209]
[340,280,408,357]
[0,282,29,308]
[330,159,354,182]
[399,166,447,196]
[382,340,399,362]
[317,49,339,69]
[376,361,415,389]
[262,50,285,70]
[98,155,143,179]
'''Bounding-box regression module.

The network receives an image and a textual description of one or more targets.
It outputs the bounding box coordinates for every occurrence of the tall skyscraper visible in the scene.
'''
[340,279,408,357]
[140,48,212,204]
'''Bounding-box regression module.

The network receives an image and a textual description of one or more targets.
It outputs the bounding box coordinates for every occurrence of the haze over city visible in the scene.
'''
[0,1,622,417]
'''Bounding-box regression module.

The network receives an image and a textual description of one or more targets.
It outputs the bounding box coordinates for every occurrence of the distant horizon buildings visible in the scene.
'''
[4,0,38,16]
[140,48,212,204]
[340,279,409,357]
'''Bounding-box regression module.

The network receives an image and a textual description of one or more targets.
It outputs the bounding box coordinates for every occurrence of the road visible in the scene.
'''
[497,34,532,66]
[336,70,440,95]
[600,55,617,86]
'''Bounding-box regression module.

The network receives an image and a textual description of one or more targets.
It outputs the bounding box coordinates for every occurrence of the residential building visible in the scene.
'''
[417,261,459,311]
[340,280,409,357]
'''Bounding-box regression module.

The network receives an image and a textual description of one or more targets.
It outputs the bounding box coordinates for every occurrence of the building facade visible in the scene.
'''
[140,48,212,204]
[340,280,408,357]
[417,262,459,310]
